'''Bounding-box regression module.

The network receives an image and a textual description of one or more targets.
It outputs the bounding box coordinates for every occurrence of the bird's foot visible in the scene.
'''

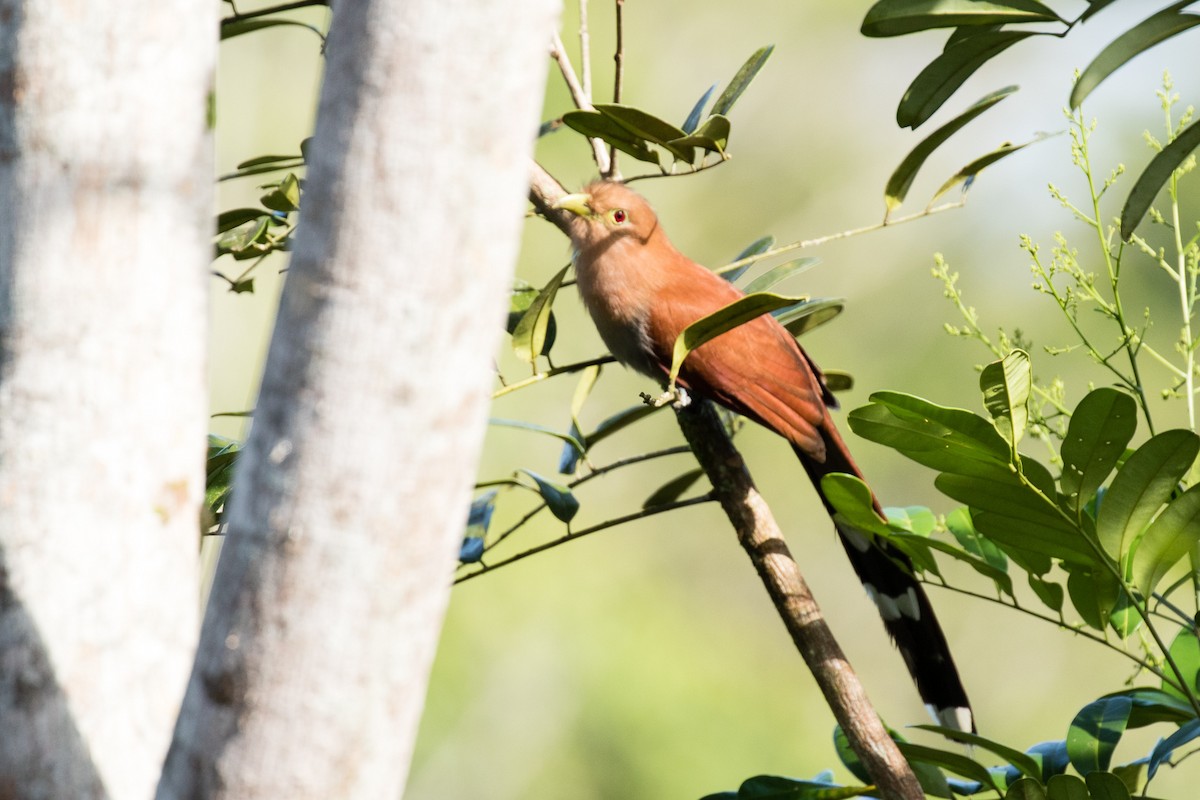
[640,385,691,410]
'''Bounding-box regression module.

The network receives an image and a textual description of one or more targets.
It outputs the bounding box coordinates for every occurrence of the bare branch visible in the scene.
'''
[549,34,611,174]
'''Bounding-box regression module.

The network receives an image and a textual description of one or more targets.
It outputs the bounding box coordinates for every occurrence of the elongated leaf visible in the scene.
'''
[1147,718,1200,780]
[899,30,1036,128]
[682,84,717,133]
[848,391,1012,475]
[914,726,1042,778]
[519,469,580,523]
[642,469,706,510]
[1163,627,1200,702]
[584,403,660,448]
[1101,687,1196,728]
[822,473,890,536]
[562,110,661,166]
[1095,429,1199,562]
[980,350,1031,450]
[1080,0,1122,24]
[742,258,821,294]
[488,417,585,456]
[775,298,844,338]
[558,364,602,473]
[506,278,557,357]
[1059,389,1137,517]
[730,775,874,799]
[862,0,1061,38]
[885,86,1019,212]
[1121,117,1200,239]
[1129,485,1200,597]
[668,292,805,384]
[946,506,1007,568]
[725,235,776,282]
[902,531,1014,593]
[593,104,692,162]
[937,474,1099,567]
[511,265,569,364]
[1025,740,1071,781]
[711,45,774,117]
[216,208,272,233]
[668,115,732,163]
[220,17,322,40]
[237,153,303,169]
[1071,2,1200,109]
[1067,696,1132,775]
[930,135,1049,204]
[898,741,999,791]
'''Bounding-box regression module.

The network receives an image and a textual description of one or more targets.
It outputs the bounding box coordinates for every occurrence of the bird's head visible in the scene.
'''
[552,180,661,255]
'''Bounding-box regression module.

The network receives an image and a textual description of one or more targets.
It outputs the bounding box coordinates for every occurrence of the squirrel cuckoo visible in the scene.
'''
[554,180,973,732]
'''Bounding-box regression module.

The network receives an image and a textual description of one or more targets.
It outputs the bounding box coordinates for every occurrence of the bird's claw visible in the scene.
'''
[641,385,691,410]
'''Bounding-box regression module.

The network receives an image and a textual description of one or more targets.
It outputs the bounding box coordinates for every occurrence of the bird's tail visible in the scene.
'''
[793,427,974,733]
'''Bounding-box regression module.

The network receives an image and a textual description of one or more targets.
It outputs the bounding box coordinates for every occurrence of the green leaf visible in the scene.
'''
[487,418,585,457]
[682,84,716,133]
[1059,389,1137,517]
[642,469,706,509]
[725,236,776,282]
[1121,117,1200,239]
[1129,484,1200,597]
[945,506,1008,572]
[593,104,692,162]
[937,472,1099,567]
[775,298,844,338]
[583,403,661,449]
[742,258,821,294]
[1107,589,1142,639]
[1066,566,1120,630]
[216,216,270,254]
[862,0,1061,38]
[1083,771,1131,800]
[1005,778,1047,800]
[1067,696,1132,775]
[898,741,999,792]
[558,364,602,474]
[1071,2,1200,109]
[728,775,874,799]
[822,473,890,536]
[1044,774,1088,800]
[1101,687,1197,727]
[885,505,937,536]
[668,115,732,162]
[1080,0,1122,24]
[518,469,580,523]
[901,531,1013,592]
[1147,717,1200,781]
[1028,574,1064,613]
[561,110,661,166]
[506,279,558,357]
[929,135,1050,204]
[668,292,806,385]
[848,391,1011,476]
[220,17,323,40]
[711,45,774,117]
[1026,740,1071,781]
[217,207,277,233]
[236,153,303,169]
[899,30,1036,128]
[980,350,1031,451]
[885,86,1019,212]
[511,265,569,364]
[1163,627,1200,702]
[912,725,1042,779]
[259,172,301,213]
[1095,429,1199,563]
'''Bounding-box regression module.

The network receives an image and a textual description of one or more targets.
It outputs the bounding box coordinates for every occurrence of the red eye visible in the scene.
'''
[612,209,627,223]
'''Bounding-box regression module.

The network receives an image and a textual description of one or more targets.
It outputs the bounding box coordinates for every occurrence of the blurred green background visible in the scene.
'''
[213,3,1200,797]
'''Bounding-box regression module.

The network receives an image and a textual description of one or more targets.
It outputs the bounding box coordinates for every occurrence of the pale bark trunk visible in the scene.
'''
[156,0,559,797]
[0,2,214,799]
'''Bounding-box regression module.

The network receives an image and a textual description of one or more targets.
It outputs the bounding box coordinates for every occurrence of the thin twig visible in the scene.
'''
[220,0,327,26]
[550,34,611,174]
[579,0,592,101]
[454,495,714,584]
[607,0,626,179]
[494,355,615,398]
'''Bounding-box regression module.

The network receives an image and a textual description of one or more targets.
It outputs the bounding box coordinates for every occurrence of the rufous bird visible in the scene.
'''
[553,180,973,732]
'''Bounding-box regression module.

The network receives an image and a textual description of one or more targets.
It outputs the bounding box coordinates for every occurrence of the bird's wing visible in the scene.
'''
[644,272,830,460]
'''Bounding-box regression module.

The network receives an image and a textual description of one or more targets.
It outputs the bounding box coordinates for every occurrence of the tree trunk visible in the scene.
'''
[0,2,214,799]
[156,0,560,797]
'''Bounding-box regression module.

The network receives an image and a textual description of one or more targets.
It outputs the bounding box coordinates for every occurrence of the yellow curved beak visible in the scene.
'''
[552,193,594,218]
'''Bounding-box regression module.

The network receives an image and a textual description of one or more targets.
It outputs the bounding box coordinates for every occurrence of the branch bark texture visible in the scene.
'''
[0,2,214,798]
[157,0,560,797]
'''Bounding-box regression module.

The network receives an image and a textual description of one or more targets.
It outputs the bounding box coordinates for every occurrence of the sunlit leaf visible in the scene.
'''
[913,727,1041,778]
[488,417,584,456]
[562,109,661,166]
[742,258,821,294]
[775,298,844,338]
[1095,429,1198,563]
[1066,696,1132,775]
[1059,389,1136,517]
[511,265,569,364]
[898,741,999,791]
[506,278,558,357]
[593,103,692,162]
[1121,117,1200,239]
[1071,2,1200,109]
[1162,627,1200,703]
[668,292,806,385]
[862,0,1061,38]
[899,30,1036,128]
[980,350,1030,450]
[711,45,774,117]
[885,86,1019,212]
[1129,485,1200,597]
[929,135,1049,204]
